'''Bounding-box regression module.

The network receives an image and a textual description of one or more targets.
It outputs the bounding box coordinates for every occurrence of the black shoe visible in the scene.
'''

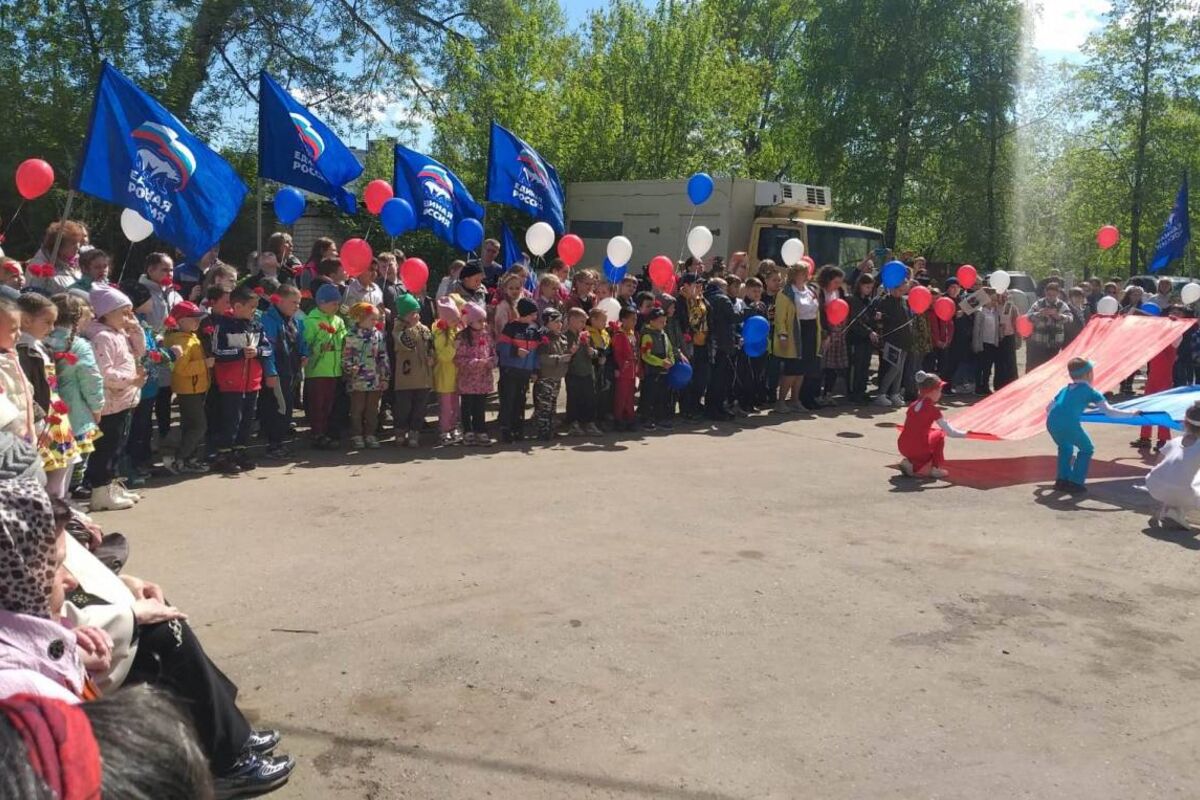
[244,729,280,756]
[707,411,735,421]
[263,445,289,460]
[500,430,514,443]
[658,420,674,430]
[1065,482,1088,495]
[235,453,257,471]
[1053,479,1068,492]
[70,485,92,500]
[643,421,657,430]
[214,752,295,799]
[212,454,241,475]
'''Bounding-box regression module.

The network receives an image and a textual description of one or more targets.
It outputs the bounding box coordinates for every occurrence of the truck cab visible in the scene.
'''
[747,183,883,273]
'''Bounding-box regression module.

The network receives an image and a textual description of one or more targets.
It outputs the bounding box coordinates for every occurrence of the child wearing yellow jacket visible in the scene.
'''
[433,297,461,445]
[163,301,211,473]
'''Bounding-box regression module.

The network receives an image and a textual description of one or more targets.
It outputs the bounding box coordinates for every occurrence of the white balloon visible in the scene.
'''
[686,226,713,259]
[1096,295,1120,316]
[607,235,633,268]
[988,270,1011,293]
[597,297,621,326]
[1182,282,1200,305]
[120,208,153,243]
[525,221,555,257]
[780,237,805,267]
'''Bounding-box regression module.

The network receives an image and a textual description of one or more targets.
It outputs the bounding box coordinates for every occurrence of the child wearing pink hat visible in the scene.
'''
[453,302,496,446]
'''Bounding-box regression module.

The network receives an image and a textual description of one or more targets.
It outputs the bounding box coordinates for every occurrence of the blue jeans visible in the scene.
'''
[1050,423,1093,484]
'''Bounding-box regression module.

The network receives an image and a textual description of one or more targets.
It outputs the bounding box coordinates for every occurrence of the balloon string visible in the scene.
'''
[678,208,697,264]
[364,220,375,240]
[0,201,25,240]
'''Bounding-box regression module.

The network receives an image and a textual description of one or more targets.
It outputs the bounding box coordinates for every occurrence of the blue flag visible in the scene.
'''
[486,122,566,234]
[1150,175,1190,273]
[257,71,362,214]
[500,221,535,292]
[392,144,484,248]
[74,62,248,259]
[1082,384,1200,431]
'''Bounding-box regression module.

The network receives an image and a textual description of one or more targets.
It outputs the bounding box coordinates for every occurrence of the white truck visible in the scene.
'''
[564,178,884,273]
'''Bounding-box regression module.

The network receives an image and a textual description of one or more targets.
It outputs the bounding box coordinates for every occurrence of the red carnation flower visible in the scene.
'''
[52,400,69,414]
[160,277,173,288]
[300,289,313,299]
[64,353,78,365]
[540,336,550,346]
[46,376,57,390]
[148,351,162,363]
[201,324,215,336]
[163,315,177,329]
[435,319,448,330]
[579,331,589,344]
[45,414,61,426]
[375,321,385,332]
[253,286,265,296]
[172,283,184,292]
[683,333,693,344]
[269,293,282,305]
[641,341,652,353]
[653,300,662,308]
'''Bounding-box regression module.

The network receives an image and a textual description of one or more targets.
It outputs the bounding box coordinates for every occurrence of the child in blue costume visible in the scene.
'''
[1046,357,1141,494]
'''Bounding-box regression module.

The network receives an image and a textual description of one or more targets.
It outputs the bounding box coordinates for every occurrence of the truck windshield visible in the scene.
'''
[806,226,884,270]
[757,225,883,270]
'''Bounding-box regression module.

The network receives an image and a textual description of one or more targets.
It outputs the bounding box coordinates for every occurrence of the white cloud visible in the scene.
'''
[1028,0,1109,56]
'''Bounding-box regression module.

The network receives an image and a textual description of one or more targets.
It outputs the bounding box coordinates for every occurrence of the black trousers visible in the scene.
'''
[765,354,781,403]
[217,391,257,452]
[125,618,251,772]
[154,386,173,438]
[257,374,296,446]
[565,374,597,424]
[461,393,487,434]
[128,394,155,467]
[975,343,999,392]
[498,367,531,434]
[848,341,873,398]
[684,345,711,414]
[639,369,668,422]
[705,349,734,415]
[84,409,131,487]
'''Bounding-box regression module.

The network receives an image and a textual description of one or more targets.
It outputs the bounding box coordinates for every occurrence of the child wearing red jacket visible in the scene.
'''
[898,371,968,479]
[611,308,639,430]
[1133,330,1180,452]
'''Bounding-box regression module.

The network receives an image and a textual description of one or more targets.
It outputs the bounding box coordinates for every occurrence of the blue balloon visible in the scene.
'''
[455,217,485,252]
[742,315,769,346]
[273,187,305,225]
[603,257,626,284]
[881,260,908,290]
[745,338,767,358]
[380,197,416,236]
[667,360,693,390]
[1141,301,1162,316]
[687,172,714,205]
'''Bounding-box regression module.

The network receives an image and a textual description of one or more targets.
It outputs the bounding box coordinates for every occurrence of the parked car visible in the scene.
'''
[982,271,1037,312]
[1128,275,1191,297]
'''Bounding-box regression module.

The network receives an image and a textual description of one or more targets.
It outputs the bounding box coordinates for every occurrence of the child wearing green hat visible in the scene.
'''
[392,292,433,448]
[303,282,347,449]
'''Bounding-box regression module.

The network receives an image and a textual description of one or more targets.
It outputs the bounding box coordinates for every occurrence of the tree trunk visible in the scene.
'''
[163,0,242,121]
[883,96,915,249]
[1129,1,1155,276]
[985,108,999,271]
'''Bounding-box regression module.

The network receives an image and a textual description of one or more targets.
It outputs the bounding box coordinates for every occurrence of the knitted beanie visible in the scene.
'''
[315,283,342,306]
[88,284,132,320]
[462,302,487,326]
[516,298,537,318]
[394,293,420,318]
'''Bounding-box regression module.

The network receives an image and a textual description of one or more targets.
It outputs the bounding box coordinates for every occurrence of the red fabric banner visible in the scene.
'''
[950,315,1196,441]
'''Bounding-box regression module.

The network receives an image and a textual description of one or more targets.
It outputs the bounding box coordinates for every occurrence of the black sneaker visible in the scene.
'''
[1053,479,1068,492]
[214,752,295,799]
[1065,482,1088,495]
[244,729,281,756]
[212,454,241,475]
[234,452,257,471]
[263,445,289,460]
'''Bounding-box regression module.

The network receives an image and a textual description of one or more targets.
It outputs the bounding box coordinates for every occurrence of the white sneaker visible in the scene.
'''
[406,431,420,448]
[114,480,141,503]
[160,454,180,475]
[874,395,893,408]
[350,436,365,450]
[930,467,949,479]
[365,436,381,449]
[899,459,915,477]
[890,395,906,408]
[586,423,604,436]
[452,429,464,444]
[90,483,133,511]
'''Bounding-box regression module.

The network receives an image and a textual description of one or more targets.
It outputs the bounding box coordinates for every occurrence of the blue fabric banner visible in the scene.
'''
[1081,385,1200,431]
[486,121,566,234]
[1150,175,1190,273]
[74,62,248,259]
[500,221,535,291]
[257,71,362,214]
[392,145,484,248]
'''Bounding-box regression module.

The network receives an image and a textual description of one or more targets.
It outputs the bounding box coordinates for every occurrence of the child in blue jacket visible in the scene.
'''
[496,297,540,442]
[259,285,307,458]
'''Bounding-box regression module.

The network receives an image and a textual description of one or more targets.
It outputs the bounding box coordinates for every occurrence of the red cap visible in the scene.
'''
[170,300,204,319]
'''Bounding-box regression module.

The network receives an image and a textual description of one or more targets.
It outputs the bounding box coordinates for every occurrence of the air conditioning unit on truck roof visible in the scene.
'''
[754,182,832,213]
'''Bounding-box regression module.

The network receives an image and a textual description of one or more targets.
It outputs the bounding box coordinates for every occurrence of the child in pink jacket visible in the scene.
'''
[83,284,146,511]
[454,302,496,446]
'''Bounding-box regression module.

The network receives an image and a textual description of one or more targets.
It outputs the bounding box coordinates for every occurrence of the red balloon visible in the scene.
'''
[933,296,956,322]
[557,234,585,267]
[341,238,373,278]
[363,180,393,215]
[1097,225,1120,250]
[15,159,54,200]
[648,255,674,288]
[907,285,932,314]
[400,257,429,293]
[1015,315,1034,338]
[800,255,815,278]
[956,264,977,289]
[826,297,849,326]
[663,272,678,296]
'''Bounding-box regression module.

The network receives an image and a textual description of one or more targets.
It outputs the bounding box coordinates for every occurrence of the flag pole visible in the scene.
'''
[255,178,264,255]
[48,190,76,266]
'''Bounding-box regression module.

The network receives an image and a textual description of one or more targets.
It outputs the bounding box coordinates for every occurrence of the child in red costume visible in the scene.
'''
[611,308,639,430]
[1133,312,1182,452]
[898,370,968,478]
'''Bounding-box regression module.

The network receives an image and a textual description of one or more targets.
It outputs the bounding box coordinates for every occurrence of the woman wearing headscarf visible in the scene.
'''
[0,478,91,704]
[59,515,296,797]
